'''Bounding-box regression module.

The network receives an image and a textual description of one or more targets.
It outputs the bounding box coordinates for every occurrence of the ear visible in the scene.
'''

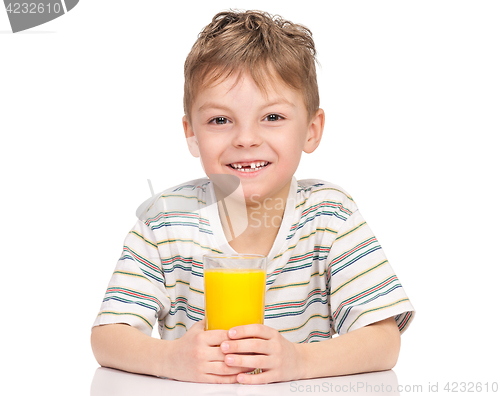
[303,108,325,154]
[183,115,200,158]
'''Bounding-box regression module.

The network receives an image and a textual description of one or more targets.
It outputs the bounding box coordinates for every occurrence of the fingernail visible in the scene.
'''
[221,342,229,351]
[226,356,234,364]
[237,374,245,383]
[229,329,236,337]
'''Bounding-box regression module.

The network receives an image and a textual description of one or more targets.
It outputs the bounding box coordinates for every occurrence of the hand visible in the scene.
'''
[220,324,304,384]
[165,319,255,383]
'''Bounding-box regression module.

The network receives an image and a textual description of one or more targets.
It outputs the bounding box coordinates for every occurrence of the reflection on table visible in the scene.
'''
[91,367,400,396]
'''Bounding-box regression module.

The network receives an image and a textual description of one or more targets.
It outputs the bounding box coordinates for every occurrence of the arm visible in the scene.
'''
[221,317,401,384]
[298,317,401,379]
[91,323,169,378]
[90,320,253,383]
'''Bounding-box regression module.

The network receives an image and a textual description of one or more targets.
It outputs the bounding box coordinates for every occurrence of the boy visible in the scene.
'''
[91,10,415,384]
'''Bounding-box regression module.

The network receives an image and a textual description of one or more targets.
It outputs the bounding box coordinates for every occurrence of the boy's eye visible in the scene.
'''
[265,114,283,122]
[210,117,229,125]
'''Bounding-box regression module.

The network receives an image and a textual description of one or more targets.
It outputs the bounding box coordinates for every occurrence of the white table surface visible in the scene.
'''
[91,367,401,396]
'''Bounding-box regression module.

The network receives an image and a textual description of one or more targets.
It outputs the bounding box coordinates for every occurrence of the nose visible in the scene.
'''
[231,123,263,148]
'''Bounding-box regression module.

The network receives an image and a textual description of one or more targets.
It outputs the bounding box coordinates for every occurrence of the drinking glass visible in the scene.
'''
[203,254,267,331]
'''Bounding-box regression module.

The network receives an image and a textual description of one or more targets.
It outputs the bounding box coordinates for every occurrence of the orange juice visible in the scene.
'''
[204,268,266,330]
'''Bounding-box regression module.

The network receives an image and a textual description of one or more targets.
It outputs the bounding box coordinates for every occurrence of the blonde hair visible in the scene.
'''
[183,10,319,123]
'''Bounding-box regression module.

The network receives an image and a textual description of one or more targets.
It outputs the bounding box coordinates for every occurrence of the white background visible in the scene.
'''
[1,1,499,394]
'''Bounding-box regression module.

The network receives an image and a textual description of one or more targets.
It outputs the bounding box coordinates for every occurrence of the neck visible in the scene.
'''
[216,180,291,241]
[244,195,286,235]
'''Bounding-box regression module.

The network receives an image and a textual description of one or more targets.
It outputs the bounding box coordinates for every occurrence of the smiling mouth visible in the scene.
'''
[227,161,271,172]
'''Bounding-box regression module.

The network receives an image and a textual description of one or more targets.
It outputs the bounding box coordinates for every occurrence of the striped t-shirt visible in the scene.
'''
[93,176,415,343]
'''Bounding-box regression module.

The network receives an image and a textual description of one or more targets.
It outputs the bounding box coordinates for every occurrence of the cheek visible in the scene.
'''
[274,135,304,158]
[197,133,221,152]
[197,136,228,167]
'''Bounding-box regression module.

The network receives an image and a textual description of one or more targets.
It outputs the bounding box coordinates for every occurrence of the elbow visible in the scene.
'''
[375,317,401,370]
[384,324,401,370]
[90,327,101,364]
[386,334,401,370]
[91,326,107,367]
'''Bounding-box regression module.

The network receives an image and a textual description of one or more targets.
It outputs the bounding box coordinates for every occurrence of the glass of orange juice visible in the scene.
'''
[203,254,267,331]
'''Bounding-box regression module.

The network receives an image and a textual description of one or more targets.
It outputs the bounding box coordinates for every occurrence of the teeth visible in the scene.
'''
[230,161,269,171]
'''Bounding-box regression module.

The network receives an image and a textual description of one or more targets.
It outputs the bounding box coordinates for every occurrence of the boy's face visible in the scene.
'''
[183,71,324,205]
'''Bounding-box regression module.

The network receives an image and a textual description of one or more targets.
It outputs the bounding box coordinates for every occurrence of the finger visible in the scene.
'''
[202,329,232,346]
[203,373,239,384]
[192,319,205,329]
[192,320,231,345]
[220,338,269,355]
[225,353,269,370]
[228,324,274,340]
[206,361,257,376]
[236,370,275,385]
[202,344,234,362]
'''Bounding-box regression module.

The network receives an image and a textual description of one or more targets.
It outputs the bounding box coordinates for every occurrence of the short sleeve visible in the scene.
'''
[92,219,170,336]
[328,209,415,336]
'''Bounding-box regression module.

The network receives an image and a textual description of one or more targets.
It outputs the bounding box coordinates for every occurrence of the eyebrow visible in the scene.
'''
[263,99,296,109]
[197,98,295,113]
[197,102,231,113]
